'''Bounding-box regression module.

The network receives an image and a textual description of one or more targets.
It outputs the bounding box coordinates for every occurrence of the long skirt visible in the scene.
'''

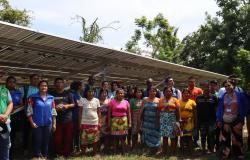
[80,124,99,146]
[181,117,194,137]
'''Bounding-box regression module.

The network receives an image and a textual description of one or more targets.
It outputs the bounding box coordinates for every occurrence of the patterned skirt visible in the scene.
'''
[80,124,100,145]
[131,111,140,135]
[111,116,128,137]
[160,112,176,138]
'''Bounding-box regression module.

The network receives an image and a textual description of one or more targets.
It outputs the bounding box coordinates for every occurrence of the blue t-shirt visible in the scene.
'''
[9,90,22,107]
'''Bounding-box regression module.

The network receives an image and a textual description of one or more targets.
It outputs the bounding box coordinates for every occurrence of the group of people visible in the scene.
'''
[0,74,249,160]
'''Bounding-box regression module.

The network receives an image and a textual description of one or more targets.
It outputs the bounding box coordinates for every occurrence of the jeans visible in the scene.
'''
[32,125,52,157]
[0,123,11,160]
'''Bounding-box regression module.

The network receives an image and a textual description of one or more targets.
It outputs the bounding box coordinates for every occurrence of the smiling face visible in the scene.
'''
[224,81,234,93]
[182,90,190,101]
[116,89,125,101]
[164,87,173,98]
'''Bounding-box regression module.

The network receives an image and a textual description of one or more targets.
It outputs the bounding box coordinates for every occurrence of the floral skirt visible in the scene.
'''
[80,124,99,145]
[111,116,128,137]
[160,112,176,138]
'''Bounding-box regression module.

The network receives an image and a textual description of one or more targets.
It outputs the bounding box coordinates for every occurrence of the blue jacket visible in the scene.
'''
[216,91,249,123]
[30,93,55,126]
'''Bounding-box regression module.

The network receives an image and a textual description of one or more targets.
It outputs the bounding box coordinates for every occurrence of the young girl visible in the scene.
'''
[179,88,197,154]
[129,88,143,149]
[157,87,180,155]
[78,87,100,155]
[108,88,131,154]
[99,89,110,153]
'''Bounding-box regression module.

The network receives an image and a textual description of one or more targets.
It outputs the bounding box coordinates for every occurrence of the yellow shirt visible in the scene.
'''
[180,99,196,119]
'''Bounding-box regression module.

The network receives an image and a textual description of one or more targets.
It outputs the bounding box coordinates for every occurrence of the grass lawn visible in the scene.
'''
[54,149,250,160]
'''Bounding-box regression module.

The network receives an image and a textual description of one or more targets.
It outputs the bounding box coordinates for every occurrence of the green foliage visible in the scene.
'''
[125,13,183,63]
[75,15,119,43]
[0,0,31,26]
[181,0,250,89]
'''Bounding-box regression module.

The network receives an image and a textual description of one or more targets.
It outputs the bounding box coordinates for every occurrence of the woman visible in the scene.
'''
[27,80,57,158]
[140,87,160,154]
[180,89,197,154]
[158,87,180,155]
[78,87,100,155]
[179,88,197,154]
[129,88,143,149]
[99,89,110,153]
[217,80,249,159]
[6,76,23,159]
[108,88,131,154]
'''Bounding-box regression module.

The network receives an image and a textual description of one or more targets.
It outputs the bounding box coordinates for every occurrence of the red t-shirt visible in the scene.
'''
[189,87,203,101]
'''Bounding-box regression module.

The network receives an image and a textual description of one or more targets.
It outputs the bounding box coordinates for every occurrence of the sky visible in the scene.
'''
[9,0,220,50]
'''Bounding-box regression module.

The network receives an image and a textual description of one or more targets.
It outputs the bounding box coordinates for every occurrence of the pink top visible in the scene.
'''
[109,99,130,117]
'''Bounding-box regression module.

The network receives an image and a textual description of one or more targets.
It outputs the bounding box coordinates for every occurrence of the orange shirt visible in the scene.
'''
[159,97,180,113]
[188,87,203,101]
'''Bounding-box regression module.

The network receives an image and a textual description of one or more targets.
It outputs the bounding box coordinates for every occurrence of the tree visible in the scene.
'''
[73,15,119,43]
[0,0,32,26]
[125,13,183,63]
[181,0,250,89]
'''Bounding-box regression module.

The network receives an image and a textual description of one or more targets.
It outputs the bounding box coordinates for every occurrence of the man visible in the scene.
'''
[20,74,40,154]
[0,84,13,160]
[187,76,203,148]
[187,76,203,101]
[143,78,161,98]
[196,83,218,153]
[50,78,75,157]
[209,80,219,97]
[108,81,119,99]
[165,76,181,99]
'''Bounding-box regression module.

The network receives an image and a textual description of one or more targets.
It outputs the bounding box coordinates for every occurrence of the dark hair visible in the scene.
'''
[223,79,234,86]
[101,81,109,86]
[165,76,173,82]
[116,88,124,94]
[134,87,143,99]
[38,80,48,87]
[188,76,195,81]
[99,88,108,98]
[163,86,173,94]
[54,77,64,84]
[70,81,82,91]
[85,86,95,93]
[29,74,39,80]
[228,74,238,79]
[209,80,218,85]
[149,86,157,92]
[6,76,16,83]
[111,81,118,86]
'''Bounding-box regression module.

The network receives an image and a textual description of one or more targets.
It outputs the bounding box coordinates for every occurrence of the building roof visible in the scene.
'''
[0,21,227,86]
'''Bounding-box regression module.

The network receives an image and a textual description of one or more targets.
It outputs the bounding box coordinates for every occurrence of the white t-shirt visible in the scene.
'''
[78,97,100,125]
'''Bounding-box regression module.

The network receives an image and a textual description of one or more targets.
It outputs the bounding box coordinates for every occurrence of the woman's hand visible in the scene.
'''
[52,124,56,132]
[0,114,8,123]
[31,122,38,128]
